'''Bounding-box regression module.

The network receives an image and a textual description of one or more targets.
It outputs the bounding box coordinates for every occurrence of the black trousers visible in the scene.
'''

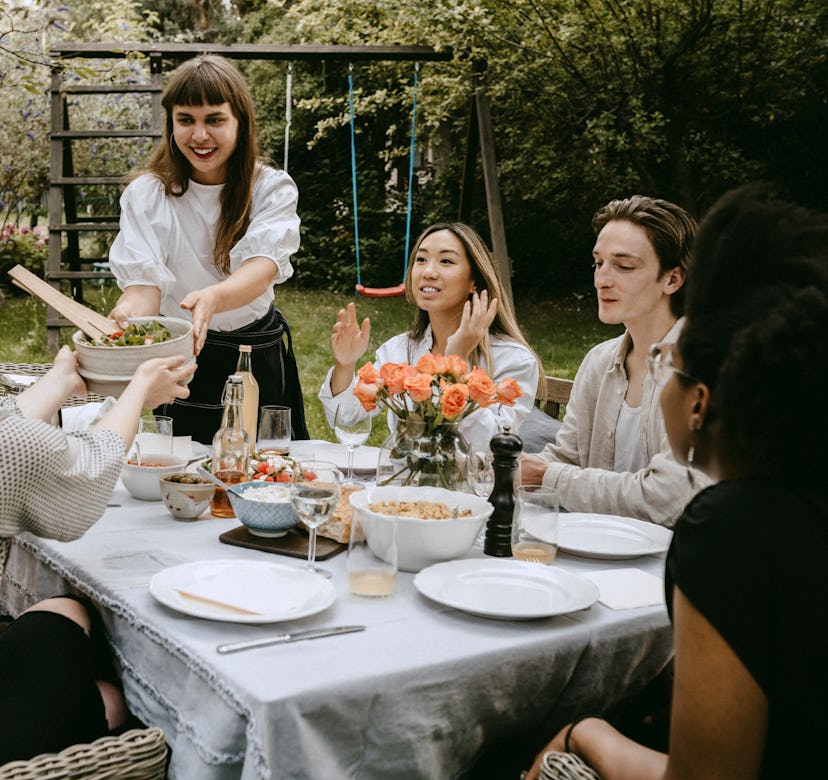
[158,306,310,445]
[0,609,108,763]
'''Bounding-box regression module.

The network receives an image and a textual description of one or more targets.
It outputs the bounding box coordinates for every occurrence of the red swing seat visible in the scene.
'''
[355,283,406,298]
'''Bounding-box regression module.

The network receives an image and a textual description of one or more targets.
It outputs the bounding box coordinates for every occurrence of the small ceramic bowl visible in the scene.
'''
[159,473,215,520]
[121,454,190,501]
[227,481,299,538]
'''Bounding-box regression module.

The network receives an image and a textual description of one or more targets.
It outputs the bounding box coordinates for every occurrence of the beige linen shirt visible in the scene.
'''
[537,319,709,527]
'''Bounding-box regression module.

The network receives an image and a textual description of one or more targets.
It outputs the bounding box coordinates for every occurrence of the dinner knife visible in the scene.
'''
[216,625,365,654]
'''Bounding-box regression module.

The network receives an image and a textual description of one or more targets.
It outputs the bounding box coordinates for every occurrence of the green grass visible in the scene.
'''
[0,285,621,446]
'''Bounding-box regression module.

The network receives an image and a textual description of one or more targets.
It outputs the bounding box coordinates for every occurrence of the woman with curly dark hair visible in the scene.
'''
[525,185,828,779]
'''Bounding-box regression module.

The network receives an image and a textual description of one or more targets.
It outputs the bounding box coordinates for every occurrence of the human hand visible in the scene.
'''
[109,301,135,329]
[130,355,196,409]
[444,291,498,361]
[331,302,371,367]
[51,345,87,397]
[179,287,219,355]
[519,453,549,486]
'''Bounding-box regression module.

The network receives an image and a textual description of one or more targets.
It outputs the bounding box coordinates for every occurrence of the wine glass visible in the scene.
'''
[290,460,340,579]
[333,405,372,484]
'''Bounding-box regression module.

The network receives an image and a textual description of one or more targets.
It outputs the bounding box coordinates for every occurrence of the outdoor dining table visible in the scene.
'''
[0,478,673,780]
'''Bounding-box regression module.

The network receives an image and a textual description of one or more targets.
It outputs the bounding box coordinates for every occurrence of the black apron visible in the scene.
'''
[158,306,309,445]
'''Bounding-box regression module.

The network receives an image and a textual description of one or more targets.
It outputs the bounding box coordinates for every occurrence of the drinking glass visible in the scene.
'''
[333,405,372,484]
[257,405,291,456]
[134,414,173,464]
[290,460,340,579]
[511,485,559,564]
[347,512,397,597]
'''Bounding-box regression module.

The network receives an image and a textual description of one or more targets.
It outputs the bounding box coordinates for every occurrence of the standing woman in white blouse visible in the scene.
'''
[107,55,308,444]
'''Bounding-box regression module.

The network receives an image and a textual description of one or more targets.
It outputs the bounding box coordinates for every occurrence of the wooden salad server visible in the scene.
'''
[8,264,117,341]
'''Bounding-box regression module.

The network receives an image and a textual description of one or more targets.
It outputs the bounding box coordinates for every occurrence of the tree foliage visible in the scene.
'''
[2,0,825,297]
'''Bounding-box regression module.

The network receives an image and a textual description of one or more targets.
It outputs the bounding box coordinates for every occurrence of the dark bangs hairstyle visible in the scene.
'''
[139,54,260,275]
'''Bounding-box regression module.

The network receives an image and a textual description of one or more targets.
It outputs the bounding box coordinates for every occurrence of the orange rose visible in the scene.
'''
[357,362,380,384]
[353,379,379,411]
[440,382,470,418]
[380,362,413,395]
[466,366,496,407]
[495,378,523,406]
[415,354,448,376]
[444,354,468,378]
[404,371,434,403]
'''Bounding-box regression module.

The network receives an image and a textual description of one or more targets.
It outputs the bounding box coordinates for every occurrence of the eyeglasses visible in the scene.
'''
[646,343,698,387]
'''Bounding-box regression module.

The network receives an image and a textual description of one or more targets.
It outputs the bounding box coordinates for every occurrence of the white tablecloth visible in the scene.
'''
[1,482,673,780]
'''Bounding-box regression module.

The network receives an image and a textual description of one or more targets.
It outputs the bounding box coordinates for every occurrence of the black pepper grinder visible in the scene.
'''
[483,427,523,556]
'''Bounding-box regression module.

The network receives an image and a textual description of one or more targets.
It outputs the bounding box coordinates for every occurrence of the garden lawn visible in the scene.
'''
[0,286,620,446]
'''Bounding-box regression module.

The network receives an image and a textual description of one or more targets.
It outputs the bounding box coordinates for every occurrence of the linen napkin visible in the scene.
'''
[582,568,665,610]
[60,398,115,431]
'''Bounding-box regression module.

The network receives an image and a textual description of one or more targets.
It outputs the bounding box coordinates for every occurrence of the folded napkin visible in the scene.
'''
[582,568,665,610]
[60,398,115,432]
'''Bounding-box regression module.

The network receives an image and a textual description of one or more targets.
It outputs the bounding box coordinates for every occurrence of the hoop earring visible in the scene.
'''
[169,135,177,156]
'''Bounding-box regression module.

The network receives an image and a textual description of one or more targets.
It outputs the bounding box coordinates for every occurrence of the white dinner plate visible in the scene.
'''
[413,559,599,620]
[558,513,673,559]
[289,441,380,474]
[149,560,336,623]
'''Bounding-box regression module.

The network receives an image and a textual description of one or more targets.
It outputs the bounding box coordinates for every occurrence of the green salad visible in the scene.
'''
[83,320,174,347]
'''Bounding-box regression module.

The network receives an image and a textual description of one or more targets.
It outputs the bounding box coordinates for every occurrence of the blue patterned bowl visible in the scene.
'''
[227,481,299,538]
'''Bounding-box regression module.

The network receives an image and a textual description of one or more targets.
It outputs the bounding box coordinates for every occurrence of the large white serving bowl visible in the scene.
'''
[349,485,493,572]
[72,316,194,396]
[121,454,190,501]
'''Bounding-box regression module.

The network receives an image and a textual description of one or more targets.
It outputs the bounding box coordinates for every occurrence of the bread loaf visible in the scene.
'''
[310,484,363,544]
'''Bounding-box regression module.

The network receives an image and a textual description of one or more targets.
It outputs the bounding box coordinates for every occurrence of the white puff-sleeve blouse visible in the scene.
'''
[108,165,300,332]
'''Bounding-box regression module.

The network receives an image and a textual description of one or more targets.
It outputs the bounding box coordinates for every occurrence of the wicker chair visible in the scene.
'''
[0,362,107,409]
[0,727,168,780]
[539,750,601,779]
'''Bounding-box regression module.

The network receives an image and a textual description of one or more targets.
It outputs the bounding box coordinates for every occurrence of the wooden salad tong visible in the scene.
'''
[8,264,117,341]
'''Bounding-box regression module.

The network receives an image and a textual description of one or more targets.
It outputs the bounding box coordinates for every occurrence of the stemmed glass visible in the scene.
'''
[333,405,372,484]
[290,460,340,579]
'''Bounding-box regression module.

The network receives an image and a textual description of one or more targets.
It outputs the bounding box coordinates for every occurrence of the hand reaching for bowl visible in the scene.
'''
[93,355,196,449]
[13,346,88,423]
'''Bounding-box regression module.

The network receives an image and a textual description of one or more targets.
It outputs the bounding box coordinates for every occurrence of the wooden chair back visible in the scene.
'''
[539,375,574,421]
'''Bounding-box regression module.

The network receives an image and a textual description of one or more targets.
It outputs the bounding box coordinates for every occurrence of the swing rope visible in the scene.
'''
[349,62,420,297]
[283,62,293,173]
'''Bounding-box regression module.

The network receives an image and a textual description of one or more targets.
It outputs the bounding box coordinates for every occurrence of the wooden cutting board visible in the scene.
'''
[8,264,117,340]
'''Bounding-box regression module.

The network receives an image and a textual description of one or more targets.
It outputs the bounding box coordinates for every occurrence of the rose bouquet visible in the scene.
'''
[353,354,522,489]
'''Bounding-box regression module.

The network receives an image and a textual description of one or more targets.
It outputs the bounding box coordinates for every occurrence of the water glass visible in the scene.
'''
[257,405,291,456]
[290,460,340,579]
[348,512,397,598]
[511,485,559,564]
[134,414,173,464]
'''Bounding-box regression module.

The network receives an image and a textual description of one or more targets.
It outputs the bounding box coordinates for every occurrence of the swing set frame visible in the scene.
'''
[43,42,512,348]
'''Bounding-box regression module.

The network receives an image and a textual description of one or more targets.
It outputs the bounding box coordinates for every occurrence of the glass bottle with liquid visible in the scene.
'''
[236,344,259,453]
[210,374,249,518]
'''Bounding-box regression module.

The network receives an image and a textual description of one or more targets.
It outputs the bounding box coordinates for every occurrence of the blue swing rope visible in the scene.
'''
[403,62,420,279]
[348,64,362,287]
[349,62,420,295]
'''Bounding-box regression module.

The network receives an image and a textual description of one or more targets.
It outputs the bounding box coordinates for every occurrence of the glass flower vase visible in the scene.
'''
[376,419,477,493]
